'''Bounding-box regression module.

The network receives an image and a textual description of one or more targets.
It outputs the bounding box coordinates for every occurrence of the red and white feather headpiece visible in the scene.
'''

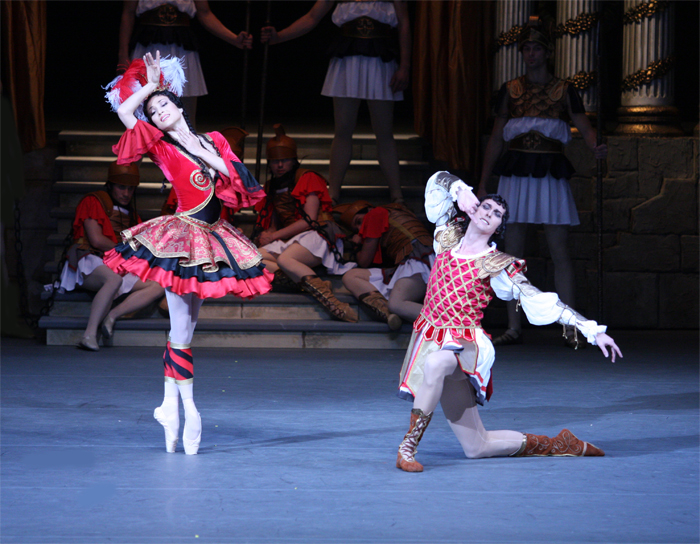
[103,56,186,121]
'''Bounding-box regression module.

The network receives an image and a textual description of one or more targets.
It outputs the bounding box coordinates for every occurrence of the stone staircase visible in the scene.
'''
[39,128,433,349]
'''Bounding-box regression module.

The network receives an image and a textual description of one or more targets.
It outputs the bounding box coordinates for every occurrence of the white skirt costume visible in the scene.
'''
[497,117,579,226]
[263,231,356,276]
[59,255,139,297]
[366,251,434,299]
[398,172,606,405]
[321,2,403,101]
[132,0,207,97]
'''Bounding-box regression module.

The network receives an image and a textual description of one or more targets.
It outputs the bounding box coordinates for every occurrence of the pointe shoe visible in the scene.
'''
[101,316,115,347]
[76,335,99,351]
[183,412,202,455]
[154,406,179,453]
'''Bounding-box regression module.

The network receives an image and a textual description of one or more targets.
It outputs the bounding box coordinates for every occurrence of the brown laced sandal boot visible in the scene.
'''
[550,429,604,456]
[300,275,359,322]
[511,429,604,457]
[272,269,302,293]
[396,408,433,472]
[510,433,554,456]
[358,291,402,331]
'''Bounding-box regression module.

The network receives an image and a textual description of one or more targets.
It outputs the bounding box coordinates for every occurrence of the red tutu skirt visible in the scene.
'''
[104,214,272,299]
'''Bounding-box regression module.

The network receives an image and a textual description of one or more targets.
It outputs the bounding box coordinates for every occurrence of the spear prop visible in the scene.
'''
[255,0,272,182]
[240,0,251,134]
[595,15,604,321]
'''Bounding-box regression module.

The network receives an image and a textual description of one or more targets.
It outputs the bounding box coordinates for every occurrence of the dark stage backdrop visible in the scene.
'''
[45,0,415,129]
[43,1,698,134]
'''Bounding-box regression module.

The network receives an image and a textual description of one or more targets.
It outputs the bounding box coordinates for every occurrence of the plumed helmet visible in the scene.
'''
[266,124,297,160]
[220,126,249,158]
[518,15,554,52]
[335,200,373,230]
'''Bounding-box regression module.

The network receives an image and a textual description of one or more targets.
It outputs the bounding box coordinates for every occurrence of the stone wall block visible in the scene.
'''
[569,175,593,212]
[22,147,58,181]
[565,137,596,176]
[603,272,658,328]
[603,198,645,232]
[681,236,699,272]
[602,172,639,199]
[631,179,698,235]
[605,233,680,272]
[606,137,638,171]
[659,273,699,329]
[571,210,594,232]
[569,232,598,260]
[638,139,695,198]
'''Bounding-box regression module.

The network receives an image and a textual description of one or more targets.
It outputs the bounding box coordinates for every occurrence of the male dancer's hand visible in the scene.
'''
[595,333,623,362]
[456,187,479,216]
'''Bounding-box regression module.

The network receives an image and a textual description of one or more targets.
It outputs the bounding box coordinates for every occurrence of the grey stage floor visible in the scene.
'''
[2,330,698,544]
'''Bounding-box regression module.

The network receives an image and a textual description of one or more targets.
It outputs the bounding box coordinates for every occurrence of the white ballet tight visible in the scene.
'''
[160,289,204,440]
[413,349,524,459]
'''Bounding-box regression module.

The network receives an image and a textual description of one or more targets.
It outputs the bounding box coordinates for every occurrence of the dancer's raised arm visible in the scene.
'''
[117,52,161,129]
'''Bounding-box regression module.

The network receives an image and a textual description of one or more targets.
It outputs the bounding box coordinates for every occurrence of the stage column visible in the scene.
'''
[615,0,682,135]
[492,0,535,92]
[554,0,600,114]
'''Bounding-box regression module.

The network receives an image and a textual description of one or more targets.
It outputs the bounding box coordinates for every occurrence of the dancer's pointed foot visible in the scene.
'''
[154,406,179,453]
[183,411,201,455]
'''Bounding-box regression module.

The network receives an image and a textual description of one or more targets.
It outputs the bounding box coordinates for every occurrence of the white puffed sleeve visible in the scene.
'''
[491,269,607,345]
[424,171,473,227]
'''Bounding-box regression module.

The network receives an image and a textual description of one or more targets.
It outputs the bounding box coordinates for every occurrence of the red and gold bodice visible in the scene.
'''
[419,248,524,330]
[421,250,494,329]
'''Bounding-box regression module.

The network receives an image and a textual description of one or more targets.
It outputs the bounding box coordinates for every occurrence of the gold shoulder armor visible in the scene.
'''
[508,77,526,99]
[548,78,566,102]
[479,251,526,278]
[435,219,466,254]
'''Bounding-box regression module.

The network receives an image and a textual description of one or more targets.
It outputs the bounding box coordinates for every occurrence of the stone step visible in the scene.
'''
[44,290,371,322]
[59,130,428,161]
[53,180,429,208]
[39,316,411,350]
[54,155,431,185]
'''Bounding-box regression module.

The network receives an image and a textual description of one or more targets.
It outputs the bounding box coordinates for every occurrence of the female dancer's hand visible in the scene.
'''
[175,126,205,156]
[595,333,622,362]
[260,26,279,44]
[144,51,161,85]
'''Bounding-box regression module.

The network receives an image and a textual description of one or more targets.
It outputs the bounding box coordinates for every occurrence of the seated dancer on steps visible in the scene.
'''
[103,52,272,455]
[58,161,165,351]
[396,171,622,472]
[335,200,434,330]
[253,124,358,322]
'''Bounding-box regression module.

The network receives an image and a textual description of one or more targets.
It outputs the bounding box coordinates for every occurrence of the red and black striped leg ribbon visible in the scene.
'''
[163,340,194,385]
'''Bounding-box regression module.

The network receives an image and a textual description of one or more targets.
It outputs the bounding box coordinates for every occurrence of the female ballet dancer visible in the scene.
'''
[103,52,272,454]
